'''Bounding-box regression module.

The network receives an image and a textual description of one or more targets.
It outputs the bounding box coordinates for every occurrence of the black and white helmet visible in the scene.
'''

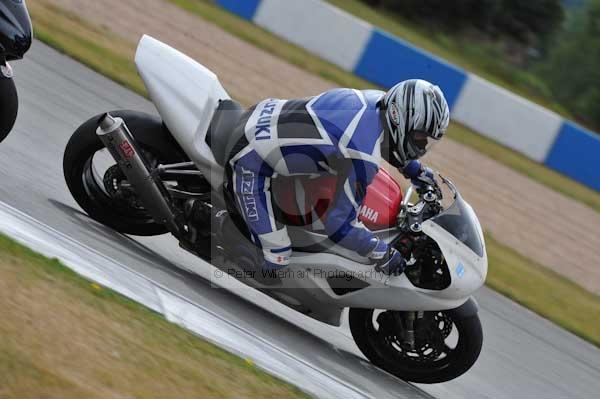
[381,79,450,166]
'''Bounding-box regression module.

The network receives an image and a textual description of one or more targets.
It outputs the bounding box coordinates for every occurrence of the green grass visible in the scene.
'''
[0,233,311,398]
[26,0,600,347]
[485,233,600,346]
[30,1,146,97]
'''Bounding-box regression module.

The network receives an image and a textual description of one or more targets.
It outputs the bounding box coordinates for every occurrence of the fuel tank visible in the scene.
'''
[0,0,32,61]
[360,168,403,229]
[275,168,403,230]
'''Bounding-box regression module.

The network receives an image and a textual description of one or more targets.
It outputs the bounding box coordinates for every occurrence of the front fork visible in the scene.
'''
[389,298,479,350]
[385,310,426,350]
[96,113,185,238]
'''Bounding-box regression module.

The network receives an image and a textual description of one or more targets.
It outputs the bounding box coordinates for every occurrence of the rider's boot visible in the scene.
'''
[214,209,281,286]
[185,200,281,286]
[183,199,213,259]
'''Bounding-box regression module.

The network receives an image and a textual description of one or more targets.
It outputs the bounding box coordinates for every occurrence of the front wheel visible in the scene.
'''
[349,307,483,383]
[0,76,18,143]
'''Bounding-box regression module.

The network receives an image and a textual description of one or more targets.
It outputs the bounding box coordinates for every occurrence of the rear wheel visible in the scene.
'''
[349,307,483,383]
[63,111,186,235]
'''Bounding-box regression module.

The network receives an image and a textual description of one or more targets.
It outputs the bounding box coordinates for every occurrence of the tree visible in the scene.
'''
[492,0,565,46]
[541,0,600,127]
[377,0,496,32]
[363,0,564,46]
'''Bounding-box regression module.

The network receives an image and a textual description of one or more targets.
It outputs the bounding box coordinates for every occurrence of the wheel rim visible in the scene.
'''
[365,310,462,373]
[80,147,155,223]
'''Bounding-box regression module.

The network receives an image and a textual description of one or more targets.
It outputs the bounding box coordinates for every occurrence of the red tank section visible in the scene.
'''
[274,169,403,230]
[358,168,403,229]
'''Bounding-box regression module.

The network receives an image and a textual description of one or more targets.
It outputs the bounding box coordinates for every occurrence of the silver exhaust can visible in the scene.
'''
[96,113,182,237]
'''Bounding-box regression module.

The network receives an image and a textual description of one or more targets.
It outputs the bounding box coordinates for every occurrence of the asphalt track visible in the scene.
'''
[1,41,599,398]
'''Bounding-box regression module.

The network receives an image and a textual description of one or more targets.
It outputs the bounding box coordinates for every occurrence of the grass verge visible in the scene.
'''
[485,234,600,347]
[448,123,600,213]
[0,233,310,398]
[27,0,600,347]
[169,0,372,88]
[29,1,146,97]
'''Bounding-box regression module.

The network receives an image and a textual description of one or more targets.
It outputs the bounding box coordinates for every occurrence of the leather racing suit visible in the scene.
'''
[226,88,394,270]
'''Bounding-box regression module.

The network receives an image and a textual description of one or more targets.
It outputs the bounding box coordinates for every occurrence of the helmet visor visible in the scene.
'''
[407,130,439,158]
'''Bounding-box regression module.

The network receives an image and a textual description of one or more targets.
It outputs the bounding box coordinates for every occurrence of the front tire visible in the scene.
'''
[349,308,483,383]
[63,110,186,235]
[0,76,18,143]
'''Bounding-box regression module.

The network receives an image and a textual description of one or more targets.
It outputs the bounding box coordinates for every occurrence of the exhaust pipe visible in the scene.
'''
[96,113,183,237]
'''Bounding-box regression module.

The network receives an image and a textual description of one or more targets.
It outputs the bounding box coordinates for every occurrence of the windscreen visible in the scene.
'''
[429,195,484,257]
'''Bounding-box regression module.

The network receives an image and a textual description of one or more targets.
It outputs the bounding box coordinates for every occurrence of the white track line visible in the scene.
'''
[0,200,370,399]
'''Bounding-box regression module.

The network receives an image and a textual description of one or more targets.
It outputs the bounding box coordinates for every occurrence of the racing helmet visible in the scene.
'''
[380,79,450,166]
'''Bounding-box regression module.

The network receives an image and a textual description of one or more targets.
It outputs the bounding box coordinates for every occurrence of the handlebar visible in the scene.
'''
[398,175,448,234]
[401,185,414,207]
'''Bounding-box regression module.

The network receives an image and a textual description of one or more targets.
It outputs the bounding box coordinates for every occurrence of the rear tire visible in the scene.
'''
[63,110,186,235]
[349,308,483,383]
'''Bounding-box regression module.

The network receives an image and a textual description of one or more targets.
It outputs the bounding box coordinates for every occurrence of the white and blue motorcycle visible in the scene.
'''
[62,35,487,383]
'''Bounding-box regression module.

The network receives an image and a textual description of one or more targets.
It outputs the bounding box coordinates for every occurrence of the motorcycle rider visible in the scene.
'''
[225,79,450,276]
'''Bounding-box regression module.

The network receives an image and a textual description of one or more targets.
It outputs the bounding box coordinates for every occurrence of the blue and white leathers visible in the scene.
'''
[228,88,386,269]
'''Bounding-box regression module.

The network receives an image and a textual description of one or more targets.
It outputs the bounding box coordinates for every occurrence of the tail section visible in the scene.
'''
[134,35,230,173]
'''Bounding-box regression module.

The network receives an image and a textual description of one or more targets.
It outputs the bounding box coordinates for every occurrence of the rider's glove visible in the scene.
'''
[368,239,406,276]
[402,160,437,188]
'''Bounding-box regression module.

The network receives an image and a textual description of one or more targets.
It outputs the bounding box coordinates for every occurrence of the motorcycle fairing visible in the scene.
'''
[135,35,230,188]
[420,194,488,298]
[256,193,487,323]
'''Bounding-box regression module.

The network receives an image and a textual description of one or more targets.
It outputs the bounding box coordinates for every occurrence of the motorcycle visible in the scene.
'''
[0,0,32,142]
[63,35,487,383]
